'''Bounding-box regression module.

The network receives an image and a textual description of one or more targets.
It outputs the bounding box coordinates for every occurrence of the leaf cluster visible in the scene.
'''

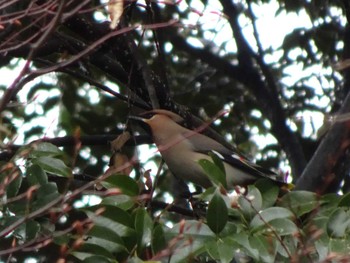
[1,143,350,262]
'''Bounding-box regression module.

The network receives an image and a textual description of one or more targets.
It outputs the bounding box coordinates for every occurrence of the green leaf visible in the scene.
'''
[238,185,262,219]
[0,216,21,234]
[152,224,166,254]
[135,208,153,255]
[84,205,135,238]
[338,192,350,207]
[276,235,296,258]
[32,156,71,177]
[165,220,215,262]
[0,165,22,198]
[250,207,294,228]
[249,235,277,262]
[279,191,318,217]
[217,237,236,263]
[84,205,137,253]
[101,195,135,210]
[29,142,64,158]
[207,191,228,234]
[318,194,340,216]
[327,208,350,238]
[128,258,161,263]
[102,175,139,196]
[315,238,329,260]
[54,234,71,246]
[72,243,114,261]
[232,232,259,260]
[198,159,227,188]
[251,218,298,236]
[269,218,298,236]
[329,237,350,254]
[206,237,236,263]
[32,183,60,210]
[218,222,238,237]
[27,164,48,186]
[82,256,113,263]
[84,225,127,254]
[13,220,40,241]
[255,179,279,209]
[208,151,225,173]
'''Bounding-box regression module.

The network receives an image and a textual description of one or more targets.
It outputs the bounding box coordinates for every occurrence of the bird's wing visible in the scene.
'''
[185,131,233,154]
[186,132,283,180]
[216,152,276,178]
[214,151,293,188]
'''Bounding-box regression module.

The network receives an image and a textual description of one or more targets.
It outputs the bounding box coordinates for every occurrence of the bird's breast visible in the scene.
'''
[155,137,213,188]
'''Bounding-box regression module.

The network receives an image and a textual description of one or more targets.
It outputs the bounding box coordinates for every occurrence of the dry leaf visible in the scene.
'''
[143,169,153,190]
[111,131,131,152]
[333,59,350,71]
[108,0,124,29]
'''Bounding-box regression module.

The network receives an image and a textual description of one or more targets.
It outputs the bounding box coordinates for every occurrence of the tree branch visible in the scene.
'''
[0,134,152,161]
[295,90,350,192]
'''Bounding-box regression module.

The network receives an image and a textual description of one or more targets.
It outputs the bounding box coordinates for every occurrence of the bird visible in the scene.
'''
[130,109,291,190]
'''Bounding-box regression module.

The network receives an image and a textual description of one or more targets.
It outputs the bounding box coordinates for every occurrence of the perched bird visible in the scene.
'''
[130,109,290,190]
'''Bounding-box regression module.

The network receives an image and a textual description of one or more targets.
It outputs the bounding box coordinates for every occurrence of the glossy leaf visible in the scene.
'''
[255,178,279,209]
[205,237,236,263]
[102,175,139,196]
[338,192,350,207]
[238,185,263,219]
[250,207,294,228]
[251,218,298,236]
[327,208,350,238]
[208,151,225,173]
[29,142,64,158]
[31,183,60,210]
[0,165,22,198]
[165,220,215,262]
[152,224,166,254]
[82,255,113,263]
[84,205,135,238]
[13,220,40,241]
[101,195,135,210]
[135,208,153,255]
[83,225,127,254]
[232,232,259,260]
[279,191,319,217]
[32,156,71,177]
[198,159,227,188]
[249,235,277,262]
[207,191,228,234]
[72,243,114,261]
[27,164,48,186]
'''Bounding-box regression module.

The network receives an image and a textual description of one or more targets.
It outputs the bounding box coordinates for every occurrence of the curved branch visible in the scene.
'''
[0,0,66,113]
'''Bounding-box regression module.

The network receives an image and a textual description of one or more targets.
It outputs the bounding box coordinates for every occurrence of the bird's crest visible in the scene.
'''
[140,109,184,123]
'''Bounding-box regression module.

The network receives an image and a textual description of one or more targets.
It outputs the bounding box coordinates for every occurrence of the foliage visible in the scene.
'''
[1,0,350,261]
[2,147,350,262]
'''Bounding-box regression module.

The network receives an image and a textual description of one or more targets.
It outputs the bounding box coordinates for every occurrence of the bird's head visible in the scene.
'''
[129,109,186,138]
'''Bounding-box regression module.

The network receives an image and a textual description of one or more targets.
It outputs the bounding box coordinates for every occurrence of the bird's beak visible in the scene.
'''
[128,115,147,123]
[128,115,152,134]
